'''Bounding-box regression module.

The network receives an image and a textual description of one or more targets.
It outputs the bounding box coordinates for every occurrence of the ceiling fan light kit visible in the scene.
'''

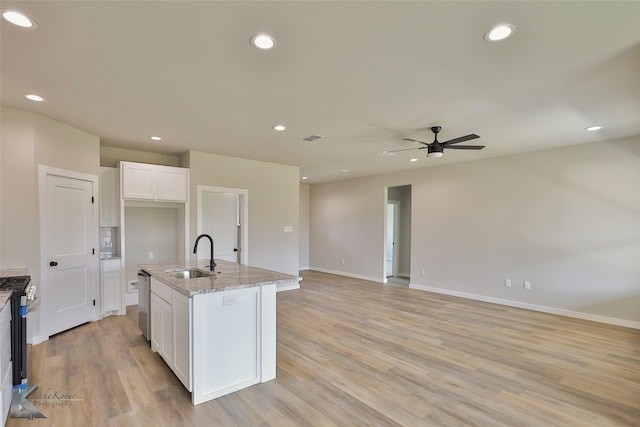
[427,146,444,158]
[383,126,485,159]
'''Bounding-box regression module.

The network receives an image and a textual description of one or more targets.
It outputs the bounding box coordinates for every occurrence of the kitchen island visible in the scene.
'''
[140,260,300,405]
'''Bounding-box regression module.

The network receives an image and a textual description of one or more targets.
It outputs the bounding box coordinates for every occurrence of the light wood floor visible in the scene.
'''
[8,270,640,426]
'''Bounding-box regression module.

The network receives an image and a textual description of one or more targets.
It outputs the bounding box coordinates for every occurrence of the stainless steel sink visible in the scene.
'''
[168,268,213,279]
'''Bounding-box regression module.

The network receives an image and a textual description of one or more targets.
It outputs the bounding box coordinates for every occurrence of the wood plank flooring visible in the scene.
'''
[8,270,640,426]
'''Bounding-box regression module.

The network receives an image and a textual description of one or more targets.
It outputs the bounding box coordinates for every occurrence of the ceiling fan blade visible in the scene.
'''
[441,134,480,145]
[445,145,485,150]
[403,138,430,146]
[383,147,427,154]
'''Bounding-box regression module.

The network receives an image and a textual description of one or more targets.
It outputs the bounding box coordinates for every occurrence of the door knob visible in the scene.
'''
[49,261,58,267]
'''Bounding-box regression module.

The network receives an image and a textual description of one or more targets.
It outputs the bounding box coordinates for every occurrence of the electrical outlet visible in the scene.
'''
[524,281,531,290]
[148,251,154,260]
[341,258,345,264]
[420,268,426,276]
[505,279,511,287]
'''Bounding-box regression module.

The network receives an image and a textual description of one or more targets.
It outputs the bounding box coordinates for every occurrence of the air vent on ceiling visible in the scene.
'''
[302,134,324,142]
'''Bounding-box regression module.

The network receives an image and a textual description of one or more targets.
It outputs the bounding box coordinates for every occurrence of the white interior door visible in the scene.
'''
[42,170,98,337]
[385,201,400,278]
[200,192,239,263]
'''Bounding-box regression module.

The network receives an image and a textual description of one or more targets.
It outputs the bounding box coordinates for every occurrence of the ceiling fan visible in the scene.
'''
[382,126,484,158]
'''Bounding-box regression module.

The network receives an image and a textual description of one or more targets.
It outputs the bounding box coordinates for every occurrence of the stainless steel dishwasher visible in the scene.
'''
[137,270,151,342]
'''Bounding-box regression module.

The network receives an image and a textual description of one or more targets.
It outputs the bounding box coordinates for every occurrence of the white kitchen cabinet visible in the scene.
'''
[121,161,188,202]
[100,167,120,226]
[101,259,121,314]
[0,302,12,426]
[150,278,190,388]
[157,166,188,202]
[150,292,173,366]
[192,283,276,404]
[172,291,191,391]
[121,162,156,200]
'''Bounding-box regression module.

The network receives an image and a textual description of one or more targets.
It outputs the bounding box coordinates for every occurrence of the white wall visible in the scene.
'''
[124,206,179,280]
[299,183,310,270]
[309,137,640,326]
[1,107,101,342]
[100,146,181,168]
[0,108,36,271]
[186,151,300,276]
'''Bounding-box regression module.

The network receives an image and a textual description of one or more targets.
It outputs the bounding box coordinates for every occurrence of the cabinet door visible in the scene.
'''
[0,303,10,383]
[0,303,10,424]
[150,292,163,354]
[151,291,174,365]
[101,259,121,313]
[1,362,11,427]
[157,166,187,202]
[102,270,121,313]
[172,291,191,391]
[122,162,156,200]
[100,167,120,226]
[160,298,173,365]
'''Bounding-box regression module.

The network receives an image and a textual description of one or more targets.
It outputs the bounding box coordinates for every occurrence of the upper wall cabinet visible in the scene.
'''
[121,161,188,202]
[100,167,120,226]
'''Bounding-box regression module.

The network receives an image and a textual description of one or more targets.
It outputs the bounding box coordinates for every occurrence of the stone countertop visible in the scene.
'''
[0,268,28,278]
[0,269,29,309]
[140,260,301,297]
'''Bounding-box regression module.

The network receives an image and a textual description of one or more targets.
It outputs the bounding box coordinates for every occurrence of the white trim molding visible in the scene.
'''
[410,284,640,330]
[310,267,383,284]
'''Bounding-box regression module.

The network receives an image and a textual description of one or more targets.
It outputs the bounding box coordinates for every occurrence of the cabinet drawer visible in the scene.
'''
[151,277,172,303]
[101,259,121,273]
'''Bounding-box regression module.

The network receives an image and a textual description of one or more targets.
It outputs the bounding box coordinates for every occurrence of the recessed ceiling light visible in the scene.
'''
[24,94,44,102]
[484,23,515,42]
[585,125,602,131]
[301,176,308,180]
[409,158,418,162]
[2,10,37,28]
[272,124,286,132]
[150,136,162,141]
[251,33,276,50]
[341,169,350,173]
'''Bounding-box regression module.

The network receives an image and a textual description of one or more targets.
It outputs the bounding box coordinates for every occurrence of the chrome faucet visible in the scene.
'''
[193,234,216,271]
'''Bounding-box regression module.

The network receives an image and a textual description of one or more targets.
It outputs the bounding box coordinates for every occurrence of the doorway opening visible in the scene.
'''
[384,185,412,286]
[197,185,249,265]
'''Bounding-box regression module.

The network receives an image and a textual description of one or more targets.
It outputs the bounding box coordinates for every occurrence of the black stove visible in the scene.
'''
[0,275,30,388]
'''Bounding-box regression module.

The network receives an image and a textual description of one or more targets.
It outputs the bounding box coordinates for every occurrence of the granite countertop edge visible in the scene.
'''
[0,269,29,309]
[140,260,301,297]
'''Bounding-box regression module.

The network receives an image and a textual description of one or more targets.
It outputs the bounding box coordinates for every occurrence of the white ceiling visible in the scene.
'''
[2,1,639,183]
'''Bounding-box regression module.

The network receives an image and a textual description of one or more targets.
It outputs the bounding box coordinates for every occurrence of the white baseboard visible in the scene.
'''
[30,335,48,345]
[309,267,383,284]
[410,284,640,330]
[299,266,310,271]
